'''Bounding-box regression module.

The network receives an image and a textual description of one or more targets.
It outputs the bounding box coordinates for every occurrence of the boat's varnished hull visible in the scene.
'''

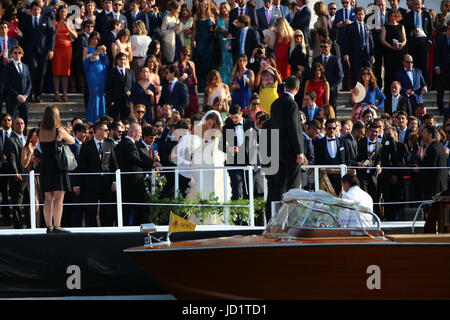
[126,235,450,299]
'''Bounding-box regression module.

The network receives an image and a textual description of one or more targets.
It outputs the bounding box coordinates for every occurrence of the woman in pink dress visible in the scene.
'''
[274,17,293,80]
[145,55,161,104]
[303,62,329,107]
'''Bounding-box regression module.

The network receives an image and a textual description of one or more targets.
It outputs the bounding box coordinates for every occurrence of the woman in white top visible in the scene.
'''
[160,0,181,64]
[130,20,152,78]
[179,4,193,47]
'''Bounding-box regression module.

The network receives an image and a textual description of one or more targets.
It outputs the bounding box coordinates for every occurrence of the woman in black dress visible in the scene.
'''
[129,66,156,124]
[39,106,75,233]
[380,9,406,96]
[289,29,310,106]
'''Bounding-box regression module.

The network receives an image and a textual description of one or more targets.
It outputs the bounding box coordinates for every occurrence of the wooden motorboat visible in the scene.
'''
[125,190,450,300]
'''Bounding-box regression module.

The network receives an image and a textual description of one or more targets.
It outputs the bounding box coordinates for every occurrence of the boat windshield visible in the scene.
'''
[265,190,381,235]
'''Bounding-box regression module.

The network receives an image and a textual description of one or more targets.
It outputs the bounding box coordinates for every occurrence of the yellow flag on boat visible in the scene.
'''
[168,213,196,233]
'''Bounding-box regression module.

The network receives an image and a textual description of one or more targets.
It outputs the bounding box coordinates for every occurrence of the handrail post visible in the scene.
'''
[263,171,268,201]
[151,169,156,195]
[248,166,254,227]
[29,170,36,230]
[115,169,123,227]
[223,168,229,225]
[340,164,347,177]
[314,166,320,191]
[174,168,179,198]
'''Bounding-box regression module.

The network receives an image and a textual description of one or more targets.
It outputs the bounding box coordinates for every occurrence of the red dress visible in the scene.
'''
[306,80,326,107]
[52,20,72,76]
[275,37,291,80]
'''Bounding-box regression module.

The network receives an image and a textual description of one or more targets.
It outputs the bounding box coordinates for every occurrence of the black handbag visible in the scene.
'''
[54,131,77,172]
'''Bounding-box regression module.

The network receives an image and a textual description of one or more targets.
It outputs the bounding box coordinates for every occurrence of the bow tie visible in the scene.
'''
[234,123,242,127]
[327,138,336,142]
[368,141,377,145]
[406,70,413,73]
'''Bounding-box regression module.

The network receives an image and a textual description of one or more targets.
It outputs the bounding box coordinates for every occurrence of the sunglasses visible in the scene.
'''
[404,61,413,64]
[252,102,260,106]
[320,45,329,48]
[136,110,145,114]
[362,72,370,75]
[113,3,122,6]
[12,51,22,55]
[329,7,337,10]
[294,34,303,37]
[327,127,337,130]
[3,118,11,122]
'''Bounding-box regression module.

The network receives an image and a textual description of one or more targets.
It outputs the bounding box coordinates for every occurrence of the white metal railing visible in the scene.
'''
[1,164,447,230]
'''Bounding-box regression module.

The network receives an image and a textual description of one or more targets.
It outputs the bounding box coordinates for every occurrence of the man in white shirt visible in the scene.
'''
[340,173,375,228]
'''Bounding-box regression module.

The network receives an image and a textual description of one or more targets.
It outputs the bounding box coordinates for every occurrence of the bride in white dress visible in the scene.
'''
[186,110,232,204]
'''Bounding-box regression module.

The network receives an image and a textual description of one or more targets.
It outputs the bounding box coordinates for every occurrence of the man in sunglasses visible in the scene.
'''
[314,118,350,195]
[395,53,427,112]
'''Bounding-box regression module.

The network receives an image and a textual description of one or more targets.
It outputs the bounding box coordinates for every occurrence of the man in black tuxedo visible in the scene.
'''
[125,0,149,34]
[403,0,434,86]
[0,113,12,226]
[313,39,343,109]
[0,21,18,112]
[74,121,118,227]
[95,0,114,38]
[222,104,258,203]
[72,20,94,101]
[105,121,124,146]
[158,65,189,117]
[232,15,261,63]
[108,0,128,30]
[103,19,123,71]
[19,1,54,102]
[266,76,304,220]
[105,52,135,120]
[4,46,32,130]
[301,119,320,190]
[115,123,153,226]
[345,119,364,163]
[228,0,257,38]
[6,118,27,228]
[353,123,383,215]
[433,24,450,115]
[290,0,312,46]
[385,81,412,115]
[314,118,349,195]
[342,6,375,88]
[418,125,448,201]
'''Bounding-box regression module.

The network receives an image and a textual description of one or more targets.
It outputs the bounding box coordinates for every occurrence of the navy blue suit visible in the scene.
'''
[395,68,426,111]
[20,14,54,99]
[332,7,356,90]
[107,12,128,30]
[95,10,112,38]
[256,7,276,31]
[228,6,258,38]
[5,61,32,127]
[290,6,312,45]
[146,9,162,40]
[0,37,18,111]
[342,21,374,86]
[433,34,450,113]
[300,106,321,123]
[125,10,149,35]
[158,79,189,117]
[232,26,260,64]
[105,67,136,120]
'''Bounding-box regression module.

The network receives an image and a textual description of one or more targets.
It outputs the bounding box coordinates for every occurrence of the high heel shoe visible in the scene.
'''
[46,227,54,234]
[54,93,62,102]
[62,93,68,102]
[53,226,71,234]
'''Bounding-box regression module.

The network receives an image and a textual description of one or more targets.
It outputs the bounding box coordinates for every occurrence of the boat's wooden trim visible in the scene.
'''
[386,234,450,242]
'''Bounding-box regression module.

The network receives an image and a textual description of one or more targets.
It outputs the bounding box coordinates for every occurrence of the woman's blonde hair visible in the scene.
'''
[290,29,307,56]
[322,104,335,120]
[275,17,294,42]
[40,106,61,130]
[133,20,148,36]
[206,69,223,94]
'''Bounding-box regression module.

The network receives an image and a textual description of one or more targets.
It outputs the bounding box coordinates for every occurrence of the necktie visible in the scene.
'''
[415,12,420,29]
[121,68,125,77]
[19,135,25,147]
[34,17,38,28]
[240,8,243,16]
[323,55,328,66]
[133,12,136,20]
[169,81,173,94]
[344,8,348,21]
[240,31,245,54]
[98,141,103,160]
[360,22,366,48]
[266,8,271,25]
[148,145,153,159]
[17,62,22,76]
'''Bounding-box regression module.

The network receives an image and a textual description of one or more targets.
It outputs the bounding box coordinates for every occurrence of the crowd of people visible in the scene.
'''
[0,0,449,229]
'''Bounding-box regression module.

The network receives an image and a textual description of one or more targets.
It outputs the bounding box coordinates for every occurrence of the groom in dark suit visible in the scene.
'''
[222,104,258,203]
[266,76,304,221]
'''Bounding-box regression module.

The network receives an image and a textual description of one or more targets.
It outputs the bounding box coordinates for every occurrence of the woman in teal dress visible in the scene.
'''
[83,32,109,123]
[216,2,233,86]
[192,0,217,92]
